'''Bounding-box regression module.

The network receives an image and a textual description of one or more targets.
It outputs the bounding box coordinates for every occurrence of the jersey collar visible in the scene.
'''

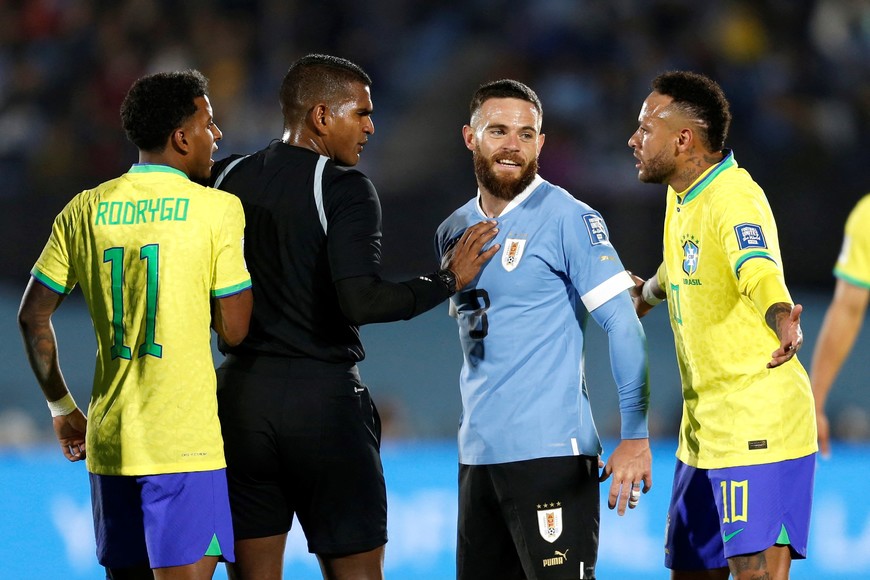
[128,163,189,180]
[675,149,735,205]
[476,174,544,217]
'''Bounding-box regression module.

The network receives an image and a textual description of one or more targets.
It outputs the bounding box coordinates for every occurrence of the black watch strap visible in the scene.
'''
[436,268,457,296]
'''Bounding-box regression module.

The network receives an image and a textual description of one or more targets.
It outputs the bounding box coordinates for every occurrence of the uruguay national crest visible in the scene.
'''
[502,238,526,272]
[537,506,563,543]
[682,239,699,276]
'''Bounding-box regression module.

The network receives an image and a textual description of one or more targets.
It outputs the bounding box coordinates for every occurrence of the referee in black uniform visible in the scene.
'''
[208,54,499,580]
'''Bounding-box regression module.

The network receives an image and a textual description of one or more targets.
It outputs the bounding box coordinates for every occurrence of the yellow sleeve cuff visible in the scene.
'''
[655,261,668,290]
[740,258,792,315]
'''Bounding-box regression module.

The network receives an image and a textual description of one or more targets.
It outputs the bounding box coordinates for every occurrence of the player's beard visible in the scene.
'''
[473,149,538,201]
[638,147,677,185]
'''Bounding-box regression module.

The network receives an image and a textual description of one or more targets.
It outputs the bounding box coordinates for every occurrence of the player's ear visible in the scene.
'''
[675,127,693,152]
[170,128,189,154]
[462,125,475,151]
[308,103,330,136]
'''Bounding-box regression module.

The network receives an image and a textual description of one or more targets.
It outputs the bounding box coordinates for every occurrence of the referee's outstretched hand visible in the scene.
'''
[599,438,652,516]
[443,221,501,291]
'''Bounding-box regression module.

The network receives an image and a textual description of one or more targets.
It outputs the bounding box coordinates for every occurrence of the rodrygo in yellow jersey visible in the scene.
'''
[834,193,870,289]
[31,164,251,476]
[661,151,816,469]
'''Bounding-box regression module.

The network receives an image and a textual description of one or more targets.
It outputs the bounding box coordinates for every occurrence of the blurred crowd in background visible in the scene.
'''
[1,0,868,444]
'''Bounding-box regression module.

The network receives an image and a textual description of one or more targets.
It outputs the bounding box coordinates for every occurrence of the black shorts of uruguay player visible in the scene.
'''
[215,354,387,556]
[458,455,600,580]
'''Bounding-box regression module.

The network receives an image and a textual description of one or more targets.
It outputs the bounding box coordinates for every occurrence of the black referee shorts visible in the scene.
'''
[216,354,387,556]
[458,455,599,580]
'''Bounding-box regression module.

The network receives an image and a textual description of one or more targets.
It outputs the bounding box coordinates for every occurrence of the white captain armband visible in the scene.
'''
[642,279,665,306]
[47,392,78,417]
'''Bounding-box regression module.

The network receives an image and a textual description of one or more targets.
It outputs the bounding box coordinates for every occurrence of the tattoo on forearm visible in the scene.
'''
[25,323,64,397]
[765,302,792,338]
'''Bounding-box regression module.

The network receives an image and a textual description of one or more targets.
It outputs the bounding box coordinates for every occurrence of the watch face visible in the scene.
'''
[439,269,456,293]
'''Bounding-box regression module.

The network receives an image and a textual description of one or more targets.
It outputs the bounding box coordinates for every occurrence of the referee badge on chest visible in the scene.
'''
[537,503,563,543]
[502,237,527,271]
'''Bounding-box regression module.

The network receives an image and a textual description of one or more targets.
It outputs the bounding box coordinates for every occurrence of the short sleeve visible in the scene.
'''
[32,200,78,295]
[212,195,252,297]
[834,194,870,289]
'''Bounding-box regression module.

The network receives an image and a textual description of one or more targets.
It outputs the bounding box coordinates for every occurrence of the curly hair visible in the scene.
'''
[469,79,542,123]
[120,69,210,152]
[652,71,731,152]
[279,54,372,121]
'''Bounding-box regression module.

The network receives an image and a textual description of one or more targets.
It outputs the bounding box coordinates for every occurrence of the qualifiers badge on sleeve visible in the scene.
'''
[734,223,767,250]
[502,238,526,272]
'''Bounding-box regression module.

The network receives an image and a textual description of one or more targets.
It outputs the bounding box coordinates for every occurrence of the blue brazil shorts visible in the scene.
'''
[665,453,815,571]
[90,469,234,569]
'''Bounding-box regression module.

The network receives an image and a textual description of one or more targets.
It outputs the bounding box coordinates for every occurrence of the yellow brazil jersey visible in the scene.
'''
[661,151,816,469]
[834,193,870,288]
[31,164,251,476]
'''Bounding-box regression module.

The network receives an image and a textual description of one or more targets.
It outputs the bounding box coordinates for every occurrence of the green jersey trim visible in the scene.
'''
[734,251,776,278]
[128,164,189,179]
[212,279,252,298]
[31,268,72,295]
[833,269,870,290]
[680,150,736,205]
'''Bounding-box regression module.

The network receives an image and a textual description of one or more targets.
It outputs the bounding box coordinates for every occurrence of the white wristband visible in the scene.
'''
[47,393,78,417]
[642,280,665,306]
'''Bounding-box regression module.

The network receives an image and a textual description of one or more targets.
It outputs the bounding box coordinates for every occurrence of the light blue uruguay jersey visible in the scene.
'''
[435,176,649,465]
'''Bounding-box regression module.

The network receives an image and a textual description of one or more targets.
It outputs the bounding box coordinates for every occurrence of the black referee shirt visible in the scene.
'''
[209,141,383,363]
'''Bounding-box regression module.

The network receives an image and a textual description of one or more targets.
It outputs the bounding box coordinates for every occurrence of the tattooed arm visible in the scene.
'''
[765,301,804,369]
[18,278,87,461]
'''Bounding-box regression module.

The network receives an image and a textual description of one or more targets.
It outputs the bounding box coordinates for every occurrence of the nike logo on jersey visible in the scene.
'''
[723,528,745,543]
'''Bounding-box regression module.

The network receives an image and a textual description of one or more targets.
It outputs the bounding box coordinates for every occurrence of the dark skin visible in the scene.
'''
[626,91,801,580]
[18,94,252,580]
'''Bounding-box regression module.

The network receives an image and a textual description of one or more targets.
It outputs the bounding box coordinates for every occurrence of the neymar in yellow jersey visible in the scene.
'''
[811,193,870,457]
[628,71,816,580]
[19,70,252,578]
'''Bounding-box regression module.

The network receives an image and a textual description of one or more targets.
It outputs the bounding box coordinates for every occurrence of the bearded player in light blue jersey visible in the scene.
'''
[436,79,651,580]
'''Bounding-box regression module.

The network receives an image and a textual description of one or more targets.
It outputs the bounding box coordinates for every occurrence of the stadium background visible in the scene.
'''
[0,1,868,577]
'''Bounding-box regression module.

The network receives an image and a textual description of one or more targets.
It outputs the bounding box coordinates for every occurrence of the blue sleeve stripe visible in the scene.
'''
[734,252,776,278]
[212,279,252,298]
[30,268,72,295]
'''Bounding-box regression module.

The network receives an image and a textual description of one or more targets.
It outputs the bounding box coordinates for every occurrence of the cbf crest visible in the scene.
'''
[502,237,527,272]
[537,503,563,543]
[681,235,700,276]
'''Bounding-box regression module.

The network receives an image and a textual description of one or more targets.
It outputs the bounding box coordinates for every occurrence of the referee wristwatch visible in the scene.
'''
[436,268,458,296]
